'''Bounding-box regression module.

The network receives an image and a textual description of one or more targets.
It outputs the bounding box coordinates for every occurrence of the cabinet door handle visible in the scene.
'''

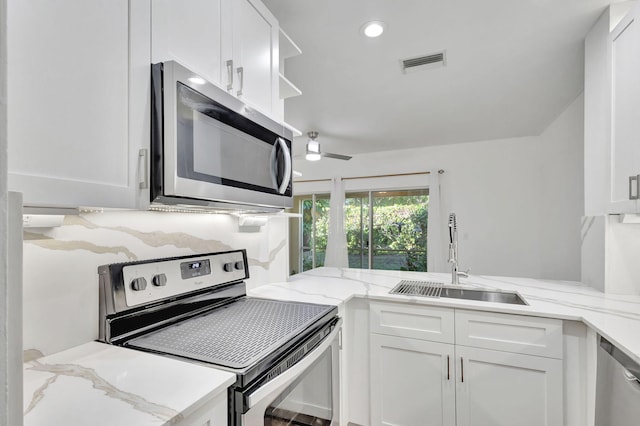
[226,60,234,92]
[460,357,464,383]
[630,175,640,200]
[236,66,244,97]
[138,149,148,190]
[447,355,450,380]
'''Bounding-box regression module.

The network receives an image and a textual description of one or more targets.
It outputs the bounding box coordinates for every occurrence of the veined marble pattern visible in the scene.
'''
[249,267,640,365]
[23,342,235,426]
[23,210,289,357]
[25,360,181,420]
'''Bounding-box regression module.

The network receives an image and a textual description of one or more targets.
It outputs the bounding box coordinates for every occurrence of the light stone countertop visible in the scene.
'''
[22,268,640,424]
[23,342,236,425]
[249,267,640,365]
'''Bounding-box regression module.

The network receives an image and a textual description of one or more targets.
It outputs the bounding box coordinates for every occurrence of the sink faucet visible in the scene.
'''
[448,213,467,284]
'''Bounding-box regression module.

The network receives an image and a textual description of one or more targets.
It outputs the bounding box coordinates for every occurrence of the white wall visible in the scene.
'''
[22,211,290,358]
[294,95,585,281]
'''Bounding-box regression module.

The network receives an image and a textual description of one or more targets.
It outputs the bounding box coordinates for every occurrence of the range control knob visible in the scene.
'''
[152,273,167,287]
[234,261,245,271]
[223,262,234,272]
[130,277,147,291]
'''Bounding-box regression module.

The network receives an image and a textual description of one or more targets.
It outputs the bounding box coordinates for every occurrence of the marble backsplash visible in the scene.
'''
[22,211,290,358]
[581,214,640,296]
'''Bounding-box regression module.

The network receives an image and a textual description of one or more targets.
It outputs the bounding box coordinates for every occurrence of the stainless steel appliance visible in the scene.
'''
[98,250,340,426]
[151,61,293,212]
[596,336,640,425]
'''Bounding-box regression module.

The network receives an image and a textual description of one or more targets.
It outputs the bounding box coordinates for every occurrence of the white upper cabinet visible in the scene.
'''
[151,0,223,86]
[8,0,282,210]
[7,0,151,209]
[221,0,279,117]
[585,3,640,215]
[152,0,279,118]
[609,5,640,213]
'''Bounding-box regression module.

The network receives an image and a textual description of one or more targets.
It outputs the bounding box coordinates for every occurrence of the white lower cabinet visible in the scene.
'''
[455,346,562,426]
[369,302,563,426]
[370,334,456,426]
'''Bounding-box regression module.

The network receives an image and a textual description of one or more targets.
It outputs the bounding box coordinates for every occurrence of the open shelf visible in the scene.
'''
[279,73,302,99]
[279,28,302,59]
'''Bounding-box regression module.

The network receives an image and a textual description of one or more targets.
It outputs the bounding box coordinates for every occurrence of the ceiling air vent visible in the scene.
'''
[401,50,446,74]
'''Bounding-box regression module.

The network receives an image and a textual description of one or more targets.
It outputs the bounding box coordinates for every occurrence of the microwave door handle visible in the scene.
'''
[270,141,279,190]
[277,137,292,194]
[271,137,291,194]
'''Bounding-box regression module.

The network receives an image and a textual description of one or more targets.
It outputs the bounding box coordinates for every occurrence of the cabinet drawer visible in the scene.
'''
[455,310,563,359]
[370,302,454,344]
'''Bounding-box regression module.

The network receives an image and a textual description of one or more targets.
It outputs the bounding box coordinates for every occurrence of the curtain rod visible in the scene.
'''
[294,170,444,184]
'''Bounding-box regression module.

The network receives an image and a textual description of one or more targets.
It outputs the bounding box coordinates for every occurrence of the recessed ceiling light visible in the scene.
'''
[188,77,206,85]
[361,21,385,38]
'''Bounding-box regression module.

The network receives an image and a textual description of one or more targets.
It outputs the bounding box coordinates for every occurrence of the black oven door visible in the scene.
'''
[237,321,341,426]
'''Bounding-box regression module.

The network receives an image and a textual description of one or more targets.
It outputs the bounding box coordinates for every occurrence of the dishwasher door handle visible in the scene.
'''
[623,368,640,385]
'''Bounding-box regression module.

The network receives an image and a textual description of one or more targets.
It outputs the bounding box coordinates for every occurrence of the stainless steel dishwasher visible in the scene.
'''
[596,336,640,425]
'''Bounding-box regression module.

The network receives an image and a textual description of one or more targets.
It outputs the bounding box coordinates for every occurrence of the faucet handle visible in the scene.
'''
[448,244,456,263]
[457,269,470,278]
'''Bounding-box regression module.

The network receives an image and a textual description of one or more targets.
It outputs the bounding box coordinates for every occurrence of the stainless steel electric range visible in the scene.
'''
[98,250,341,426]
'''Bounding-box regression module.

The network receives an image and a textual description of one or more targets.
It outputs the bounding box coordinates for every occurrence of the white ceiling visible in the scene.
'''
[263,0,614,159]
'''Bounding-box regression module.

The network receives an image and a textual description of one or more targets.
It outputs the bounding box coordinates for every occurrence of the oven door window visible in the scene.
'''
[176,82,292,196]
[264,346,333,426]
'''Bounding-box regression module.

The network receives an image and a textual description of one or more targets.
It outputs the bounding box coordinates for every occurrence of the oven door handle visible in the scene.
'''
[245,318,342,409]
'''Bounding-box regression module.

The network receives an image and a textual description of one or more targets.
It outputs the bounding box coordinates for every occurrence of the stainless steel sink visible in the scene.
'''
[440,287,527,305]
[389,280,528,305]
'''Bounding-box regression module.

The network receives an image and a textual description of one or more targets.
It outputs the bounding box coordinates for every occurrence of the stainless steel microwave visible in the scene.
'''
[150,61,293,212]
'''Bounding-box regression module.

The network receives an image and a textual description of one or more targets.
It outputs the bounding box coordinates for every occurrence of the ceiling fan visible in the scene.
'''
[305,131,352,161]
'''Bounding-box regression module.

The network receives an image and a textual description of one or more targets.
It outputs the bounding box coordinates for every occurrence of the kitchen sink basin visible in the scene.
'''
[440,287,527,305]
[389,280,528,305]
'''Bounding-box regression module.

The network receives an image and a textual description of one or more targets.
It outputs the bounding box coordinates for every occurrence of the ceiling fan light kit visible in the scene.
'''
[305,140,322,161]
[304,131,352,162]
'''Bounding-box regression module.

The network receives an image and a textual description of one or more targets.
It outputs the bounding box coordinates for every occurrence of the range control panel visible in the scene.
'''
[121,250,247,308]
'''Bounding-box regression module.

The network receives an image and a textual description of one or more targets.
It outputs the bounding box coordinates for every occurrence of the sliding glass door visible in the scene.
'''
[369,190,428,271]
[301,194,329,271]
[298,189,429,273]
